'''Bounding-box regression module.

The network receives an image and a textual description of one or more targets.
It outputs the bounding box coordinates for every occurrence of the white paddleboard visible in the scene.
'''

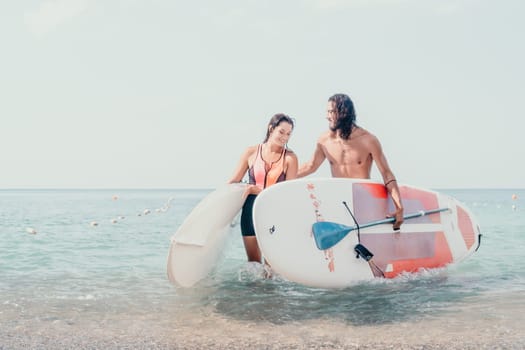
[167,183,247,287]
[253,178,481,289]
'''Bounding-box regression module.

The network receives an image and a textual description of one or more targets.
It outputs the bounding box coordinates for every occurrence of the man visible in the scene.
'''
[298,93,404,230]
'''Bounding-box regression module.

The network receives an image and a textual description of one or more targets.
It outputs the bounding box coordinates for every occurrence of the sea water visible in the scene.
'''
[1,188,524,349]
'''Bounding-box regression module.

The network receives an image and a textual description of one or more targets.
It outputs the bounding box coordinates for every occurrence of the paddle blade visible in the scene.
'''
[312,222,353,250]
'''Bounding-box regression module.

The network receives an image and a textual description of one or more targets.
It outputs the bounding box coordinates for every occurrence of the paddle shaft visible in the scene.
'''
[349,207,450,231]
[312,207,451,250]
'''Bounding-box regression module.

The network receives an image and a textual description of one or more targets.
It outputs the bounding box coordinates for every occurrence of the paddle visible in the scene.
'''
[312,207,450,250]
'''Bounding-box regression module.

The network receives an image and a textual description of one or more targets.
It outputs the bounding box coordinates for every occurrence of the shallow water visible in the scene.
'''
[1,188,524,349]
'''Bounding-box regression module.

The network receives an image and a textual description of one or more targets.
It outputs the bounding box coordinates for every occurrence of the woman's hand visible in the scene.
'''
[242,184,262,199]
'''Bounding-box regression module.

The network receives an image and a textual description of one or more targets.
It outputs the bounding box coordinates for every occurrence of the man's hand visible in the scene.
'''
[387,209,404,231]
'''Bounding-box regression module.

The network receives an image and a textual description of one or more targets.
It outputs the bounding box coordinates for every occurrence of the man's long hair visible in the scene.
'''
[329,94,356,140]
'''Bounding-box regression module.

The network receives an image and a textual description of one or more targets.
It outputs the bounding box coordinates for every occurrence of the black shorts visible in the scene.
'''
[240,194,257,237]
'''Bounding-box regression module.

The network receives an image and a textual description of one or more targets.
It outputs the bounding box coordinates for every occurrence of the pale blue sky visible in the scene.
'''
[1,0,523,189]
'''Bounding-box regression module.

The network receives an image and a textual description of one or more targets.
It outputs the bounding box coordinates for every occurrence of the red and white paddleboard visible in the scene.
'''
[253,177,481,288]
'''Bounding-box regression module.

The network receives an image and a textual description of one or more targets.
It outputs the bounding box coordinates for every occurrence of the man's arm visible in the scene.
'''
[369,136,404,230]
[297,140,326,178]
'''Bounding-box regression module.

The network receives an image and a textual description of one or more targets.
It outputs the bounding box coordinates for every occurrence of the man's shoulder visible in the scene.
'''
[355,127,379,142]
[317,130,335,143]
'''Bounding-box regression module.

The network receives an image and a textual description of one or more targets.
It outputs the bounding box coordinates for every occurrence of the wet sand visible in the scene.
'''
[2,310,524,350]
[2,287,524,349]
[1,331,523,349]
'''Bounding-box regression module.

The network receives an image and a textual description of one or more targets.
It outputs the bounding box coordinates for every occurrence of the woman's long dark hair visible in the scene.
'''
[329,94,356,140]
[263,113,295,142]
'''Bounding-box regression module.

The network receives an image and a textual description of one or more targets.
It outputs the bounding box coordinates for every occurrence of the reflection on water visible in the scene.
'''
[188,266,475,325]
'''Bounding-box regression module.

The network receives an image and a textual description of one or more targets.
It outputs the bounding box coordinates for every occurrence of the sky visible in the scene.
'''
[1,0,524,189]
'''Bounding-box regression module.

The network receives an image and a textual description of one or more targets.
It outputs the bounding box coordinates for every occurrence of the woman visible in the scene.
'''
[228,113,298,262]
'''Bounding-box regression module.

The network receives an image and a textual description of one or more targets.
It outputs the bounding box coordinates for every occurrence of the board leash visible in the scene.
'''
[342,201,385,278]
